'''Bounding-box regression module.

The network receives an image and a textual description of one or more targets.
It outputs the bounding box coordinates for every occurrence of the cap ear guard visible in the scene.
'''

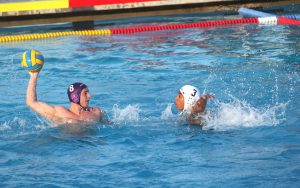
[180,85,200,112]
[70,92,80,104]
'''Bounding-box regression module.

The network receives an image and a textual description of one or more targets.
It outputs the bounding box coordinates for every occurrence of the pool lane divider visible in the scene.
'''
[239,7,300,20]
[1,17,300,43]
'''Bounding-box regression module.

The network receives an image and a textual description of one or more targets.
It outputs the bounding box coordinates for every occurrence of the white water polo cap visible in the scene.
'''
[180,85,200,111]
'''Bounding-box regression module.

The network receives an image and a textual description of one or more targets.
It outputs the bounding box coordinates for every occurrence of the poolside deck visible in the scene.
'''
[0,0,298,27]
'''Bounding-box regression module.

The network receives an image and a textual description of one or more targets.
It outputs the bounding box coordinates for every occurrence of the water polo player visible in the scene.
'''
[175,85,214,126]
[24,50,103,125]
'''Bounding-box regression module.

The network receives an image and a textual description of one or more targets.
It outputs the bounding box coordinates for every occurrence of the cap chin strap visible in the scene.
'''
[180,110,190,117]
[72,102,89,112]
[183,108,192,115]
[79,105,90,112]
[76,96,89,112]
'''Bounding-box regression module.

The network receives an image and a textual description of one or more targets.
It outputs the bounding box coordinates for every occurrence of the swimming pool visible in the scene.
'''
[0,11,300,187]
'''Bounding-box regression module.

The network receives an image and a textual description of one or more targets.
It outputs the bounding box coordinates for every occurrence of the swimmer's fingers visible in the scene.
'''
[200,94,214,101]
[206,94,214,100]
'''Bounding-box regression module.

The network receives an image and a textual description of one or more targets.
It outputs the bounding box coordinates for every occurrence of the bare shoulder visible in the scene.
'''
[90,107,102,119]
[53,106,78,119]
[89,107,101,113]
[54,105,69,112]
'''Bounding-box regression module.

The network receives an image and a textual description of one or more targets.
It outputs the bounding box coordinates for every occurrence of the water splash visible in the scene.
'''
[203,98,287,131]
[160,103,176,120]
[0,117,26,132]
[0,116,47,135]
[111,104,141,124]
[158,96,288,131]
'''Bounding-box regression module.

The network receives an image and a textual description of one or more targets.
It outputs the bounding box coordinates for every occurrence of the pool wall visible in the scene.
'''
[0,0,297,27]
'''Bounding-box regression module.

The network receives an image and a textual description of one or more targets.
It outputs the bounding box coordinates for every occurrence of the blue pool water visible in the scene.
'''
[0,12,300,187]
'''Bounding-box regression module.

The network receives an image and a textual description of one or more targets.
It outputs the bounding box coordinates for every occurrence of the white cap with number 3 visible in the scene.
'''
[180,85,200,112]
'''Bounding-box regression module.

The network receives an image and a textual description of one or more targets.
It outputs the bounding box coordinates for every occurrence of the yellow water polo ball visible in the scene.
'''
[21,50,44,72]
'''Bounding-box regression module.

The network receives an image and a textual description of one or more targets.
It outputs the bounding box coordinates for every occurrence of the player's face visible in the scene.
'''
[80,88,91,108]
[175,92,184,110]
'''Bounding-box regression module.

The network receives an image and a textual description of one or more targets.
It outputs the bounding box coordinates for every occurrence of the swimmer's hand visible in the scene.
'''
[202,94,214,100]
[191,94,214,114]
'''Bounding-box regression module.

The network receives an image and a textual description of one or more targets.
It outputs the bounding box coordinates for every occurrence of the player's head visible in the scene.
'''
[175,85,200,112]
[67,82,90,108]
